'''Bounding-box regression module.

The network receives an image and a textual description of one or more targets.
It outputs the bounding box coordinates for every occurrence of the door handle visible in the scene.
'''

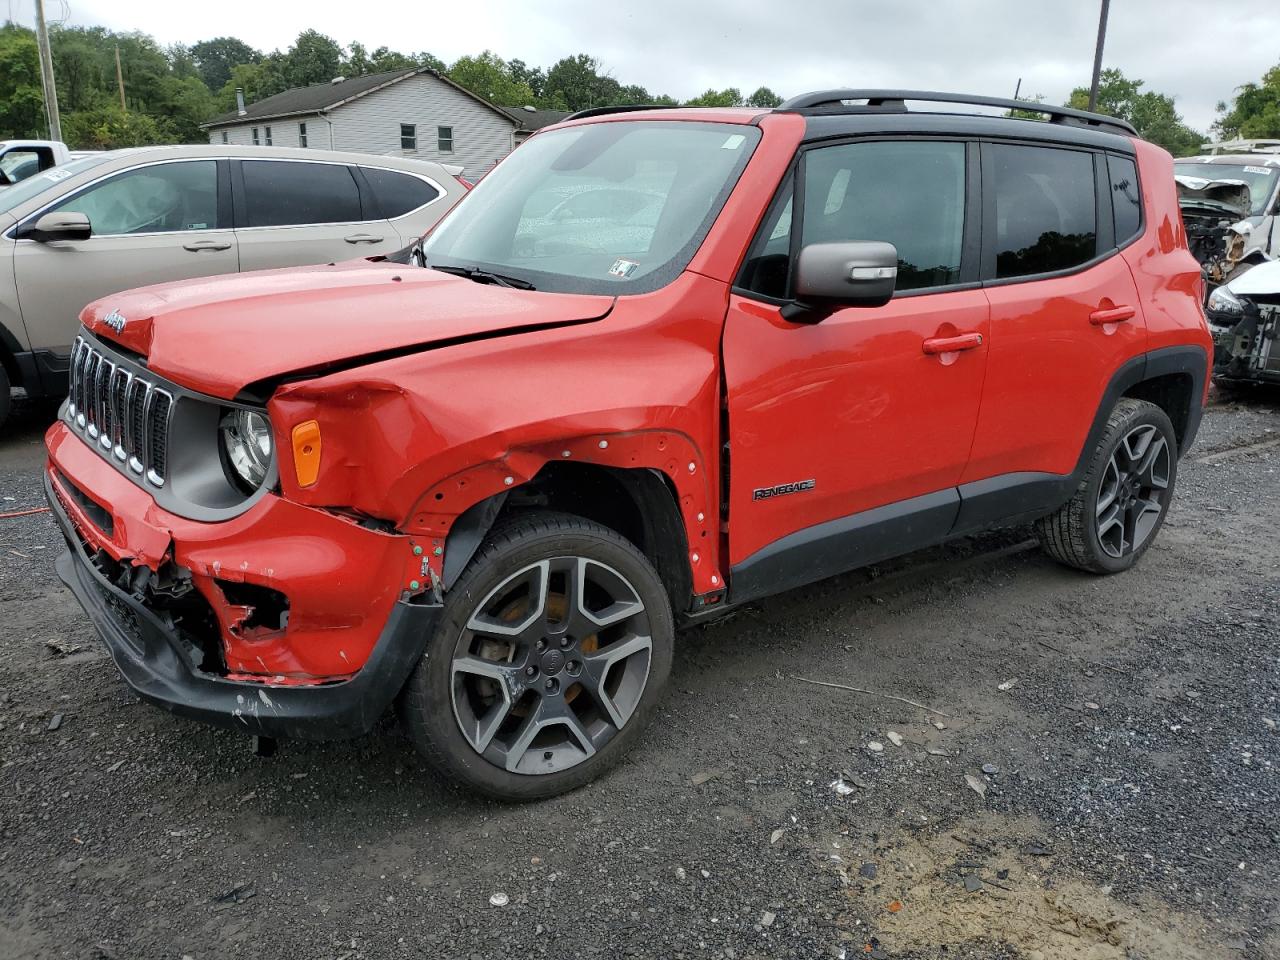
[182,240,232,252]
[344,234,384,244]
[1089,305,1136,325]
[922,332,983,355]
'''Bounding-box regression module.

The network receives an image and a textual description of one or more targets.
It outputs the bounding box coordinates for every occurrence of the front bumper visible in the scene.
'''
[1208,304,1280,384]
[45,421,443,739]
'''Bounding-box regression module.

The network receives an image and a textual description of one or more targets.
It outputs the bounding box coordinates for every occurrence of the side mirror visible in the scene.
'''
[18,211,92,243]
[781,241,898,323]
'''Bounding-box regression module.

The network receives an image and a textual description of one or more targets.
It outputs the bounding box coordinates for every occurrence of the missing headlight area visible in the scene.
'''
[1212,298,1280,384]
[1177,175,1255,285]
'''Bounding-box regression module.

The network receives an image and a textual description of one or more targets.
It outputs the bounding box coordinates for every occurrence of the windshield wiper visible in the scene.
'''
[431,264,536,290]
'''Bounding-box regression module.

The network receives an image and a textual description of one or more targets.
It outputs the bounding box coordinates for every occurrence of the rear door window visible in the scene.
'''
[240,160,362,228]
[361,167,440,219]
[1108,155,1141,245]
[989,144,1097,279]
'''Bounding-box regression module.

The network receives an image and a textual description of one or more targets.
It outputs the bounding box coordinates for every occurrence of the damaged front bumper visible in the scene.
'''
[45,421,442,739]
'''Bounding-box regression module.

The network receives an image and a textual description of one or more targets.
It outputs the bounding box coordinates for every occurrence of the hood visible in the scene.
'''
[1226,259,1280,297]
[81,260,614,400]
[1176,175,1252,219]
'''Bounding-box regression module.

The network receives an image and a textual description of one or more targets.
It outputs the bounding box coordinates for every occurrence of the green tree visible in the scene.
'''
[62,105,168,148]
[1067,68,1203,156]
[1214,62,1280,140]
[283,29,342,87]
[1005,92,1047,121]
[0,24,47,138]
[746,86,782,108]
[216,58,289,111]
[685,88,743,107]
[190,36,260,91]
[448,51,535,105]
[543,54,621,111]
[507,58,545,98]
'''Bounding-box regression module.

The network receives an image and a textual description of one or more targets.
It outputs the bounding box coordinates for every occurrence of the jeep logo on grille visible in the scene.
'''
[102,309,126,334]
[752,479,816,501]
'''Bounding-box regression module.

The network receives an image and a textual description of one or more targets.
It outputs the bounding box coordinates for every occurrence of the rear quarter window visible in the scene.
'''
[1108,155,1141,244]
[990,143,1097,279]
[361,167,441,219]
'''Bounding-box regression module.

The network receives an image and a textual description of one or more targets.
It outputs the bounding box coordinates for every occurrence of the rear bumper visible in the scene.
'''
[48,470,441,739]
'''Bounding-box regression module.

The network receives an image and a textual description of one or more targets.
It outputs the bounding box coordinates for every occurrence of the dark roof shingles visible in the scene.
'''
[205,69,421,127]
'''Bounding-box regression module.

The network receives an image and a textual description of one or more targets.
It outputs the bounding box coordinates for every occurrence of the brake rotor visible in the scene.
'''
[473,592,598,713]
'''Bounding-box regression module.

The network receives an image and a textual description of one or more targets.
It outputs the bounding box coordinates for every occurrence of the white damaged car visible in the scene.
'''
[1205,257,1280,385]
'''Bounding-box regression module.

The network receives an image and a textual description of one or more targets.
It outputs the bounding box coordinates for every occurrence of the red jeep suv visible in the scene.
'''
[44,91,1211,799]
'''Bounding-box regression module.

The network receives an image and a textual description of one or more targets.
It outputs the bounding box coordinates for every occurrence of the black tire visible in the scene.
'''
[1036,398,1178,574]
[400,511,674,800]
[0,363,11,431]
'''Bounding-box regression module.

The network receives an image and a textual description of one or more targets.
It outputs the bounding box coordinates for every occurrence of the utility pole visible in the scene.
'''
[34,0,61,141]
[1087,0,1111,112]
[115,44,126,110]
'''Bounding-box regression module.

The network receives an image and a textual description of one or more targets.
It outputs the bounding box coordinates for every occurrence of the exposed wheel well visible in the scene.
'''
[1123,372,1193,452]
[446,462,694,614]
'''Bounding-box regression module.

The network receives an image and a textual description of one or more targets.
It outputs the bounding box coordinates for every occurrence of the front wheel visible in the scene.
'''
[401,512,673,800]
[1036,398,1177,574]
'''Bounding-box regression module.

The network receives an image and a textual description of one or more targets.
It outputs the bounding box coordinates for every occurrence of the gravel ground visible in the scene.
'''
[1,389,1277,960]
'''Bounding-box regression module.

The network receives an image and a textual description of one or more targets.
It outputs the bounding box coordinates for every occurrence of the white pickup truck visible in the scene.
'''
[0,140,73,187]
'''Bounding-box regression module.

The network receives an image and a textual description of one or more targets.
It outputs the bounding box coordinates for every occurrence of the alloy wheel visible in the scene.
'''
[449,557,653,776]
[1095,423,1171,560]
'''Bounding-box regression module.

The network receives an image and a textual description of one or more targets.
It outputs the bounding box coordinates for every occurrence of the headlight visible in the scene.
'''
[1207,285,1245,318]
[220,409,274,491]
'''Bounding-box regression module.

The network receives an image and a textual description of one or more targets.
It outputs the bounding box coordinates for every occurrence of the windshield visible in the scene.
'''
[421,121,761,294]
[0,155,112,217]
[1174,161,1279,216]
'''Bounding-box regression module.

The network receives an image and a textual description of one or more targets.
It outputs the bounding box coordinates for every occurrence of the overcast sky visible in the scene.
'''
[32,0,1280,133]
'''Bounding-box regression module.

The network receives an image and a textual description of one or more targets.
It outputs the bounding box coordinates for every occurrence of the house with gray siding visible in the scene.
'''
[201,69,562,176]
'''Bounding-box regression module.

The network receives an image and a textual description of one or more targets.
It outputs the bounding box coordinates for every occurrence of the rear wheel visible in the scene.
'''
[401,511,673,800]
[1036,398,1177,574]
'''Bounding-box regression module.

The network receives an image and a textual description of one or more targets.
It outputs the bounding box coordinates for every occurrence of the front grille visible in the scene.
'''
[67,336,173,487]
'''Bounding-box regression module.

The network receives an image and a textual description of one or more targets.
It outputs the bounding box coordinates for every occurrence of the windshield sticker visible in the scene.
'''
[721,134,746,150]
[1243,165,1274,176]
[609,258,639,279]
[186,222,209,230]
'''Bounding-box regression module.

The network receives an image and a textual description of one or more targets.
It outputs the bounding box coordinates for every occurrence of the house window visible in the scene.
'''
[251,127,259,146]
[437,125,453,153]
[400,123,416,150]
[220,131,228,144]
[299,123,308,148]
[264,125,273,146]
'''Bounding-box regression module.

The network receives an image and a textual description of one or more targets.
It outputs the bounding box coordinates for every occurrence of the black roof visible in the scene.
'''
[511,107,572,131]
[202,68,520,129]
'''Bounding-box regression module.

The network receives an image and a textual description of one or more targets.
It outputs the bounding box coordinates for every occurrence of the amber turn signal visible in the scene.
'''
[291,420,322,487]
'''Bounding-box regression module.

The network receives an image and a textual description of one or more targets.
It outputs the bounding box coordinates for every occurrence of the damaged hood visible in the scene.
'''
[81,260,614,400]
[1176,175,1252,219]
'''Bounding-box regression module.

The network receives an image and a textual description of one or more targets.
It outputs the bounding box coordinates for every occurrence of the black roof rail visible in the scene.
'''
[565,103,682,121]
[777,89,1138,137]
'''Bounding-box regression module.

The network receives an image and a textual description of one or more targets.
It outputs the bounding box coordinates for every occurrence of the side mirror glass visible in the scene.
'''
[20,211,92,243]
[782,241,898,323]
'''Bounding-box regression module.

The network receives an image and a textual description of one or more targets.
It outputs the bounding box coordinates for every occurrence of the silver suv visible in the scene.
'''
[0,145,468,428]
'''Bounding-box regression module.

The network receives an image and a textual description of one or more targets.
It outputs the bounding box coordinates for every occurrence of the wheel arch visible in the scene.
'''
[443,461,694,614]
[1118,345,1208,457]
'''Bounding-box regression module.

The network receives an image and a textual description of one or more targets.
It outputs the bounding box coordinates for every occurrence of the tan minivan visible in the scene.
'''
[0,145,469,427]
